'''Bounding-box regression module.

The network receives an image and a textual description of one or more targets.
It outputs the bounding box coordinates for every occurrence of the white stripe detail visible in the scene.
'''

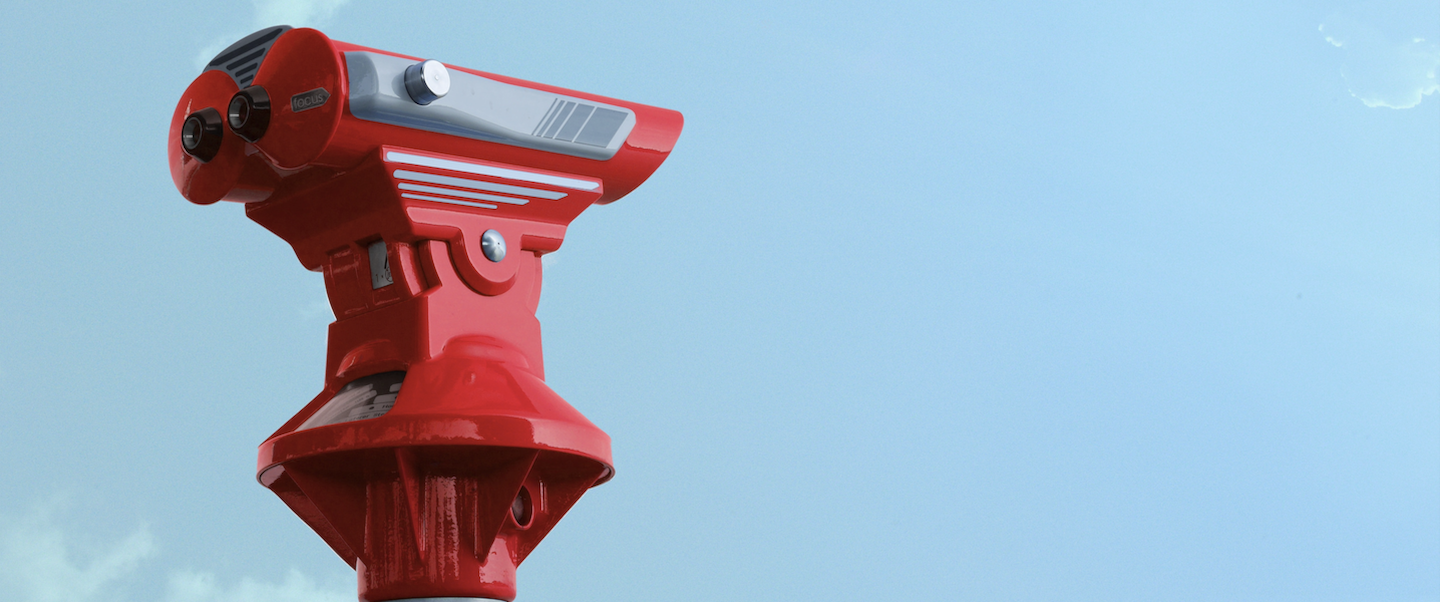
[398,183,530,205]
[386,151,599,191]
[400,193,498,209]
[392,170,564,200]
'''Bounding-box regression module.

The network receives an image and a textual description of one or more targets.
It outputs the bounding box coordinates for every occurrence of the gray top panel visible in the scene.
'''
[346,52,635,161]
[205,26,291,87]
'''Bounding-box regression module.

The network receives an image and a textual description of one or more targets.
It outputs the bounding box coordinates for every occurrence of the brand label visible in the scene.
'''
[291,88,330,113]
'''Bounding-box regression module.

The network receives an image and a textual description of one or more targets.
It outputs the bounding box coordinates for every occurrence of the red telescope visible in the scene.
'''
[167,26,682,601]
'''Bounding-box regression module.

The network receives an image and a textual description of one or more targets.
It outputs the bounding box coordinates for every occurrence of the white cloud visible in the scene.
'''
[252,0,351,29]
[0,506,350,602]
[165,569,352,602]
[1320,9,1440,109]
[193,0,354,70]
[0,505,156,602]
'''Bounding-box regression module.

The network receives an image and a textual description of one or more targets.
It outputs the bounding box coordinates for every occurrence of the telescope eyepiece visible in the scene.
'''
[180,108,224,162]
[227,85,271,142]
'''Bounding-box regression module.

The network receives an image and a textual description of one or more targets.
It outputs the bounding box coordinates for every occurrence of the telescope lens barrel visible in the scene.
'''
[227,85,271,142]
[180,108,224,162]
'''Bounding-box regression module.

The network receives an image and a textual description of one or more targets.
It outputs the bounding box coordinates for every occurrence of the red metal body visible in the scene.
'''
[167,27,681,601]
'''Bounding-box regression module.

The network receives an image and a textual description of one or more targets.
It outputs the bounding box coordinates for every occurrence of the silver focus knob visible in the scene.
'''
[403,59,451,105]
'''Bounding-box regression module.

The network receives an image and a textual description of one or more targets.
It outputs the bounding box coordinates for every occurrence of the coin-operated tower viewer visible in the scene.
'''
[167,26,683,602]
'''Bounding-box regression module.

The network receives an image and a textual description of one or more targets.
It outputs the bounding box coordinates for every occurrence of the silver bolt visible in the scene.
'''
[481,230,506,262]
[403,59,451,105]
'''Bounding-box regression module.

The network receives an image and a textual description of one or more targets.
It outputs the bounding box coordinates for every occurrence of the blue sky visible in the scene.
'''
[0,0,1436,601]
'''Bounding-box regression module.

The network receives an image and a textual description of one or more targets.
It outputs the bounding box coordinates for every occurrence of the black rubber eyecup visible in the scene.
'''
[180,107,224,163]
[227,85,271,143]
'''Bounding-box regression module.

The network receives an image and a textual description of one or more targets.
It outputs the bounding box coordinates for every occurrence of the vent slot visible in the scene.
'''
[533,102,627,148]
